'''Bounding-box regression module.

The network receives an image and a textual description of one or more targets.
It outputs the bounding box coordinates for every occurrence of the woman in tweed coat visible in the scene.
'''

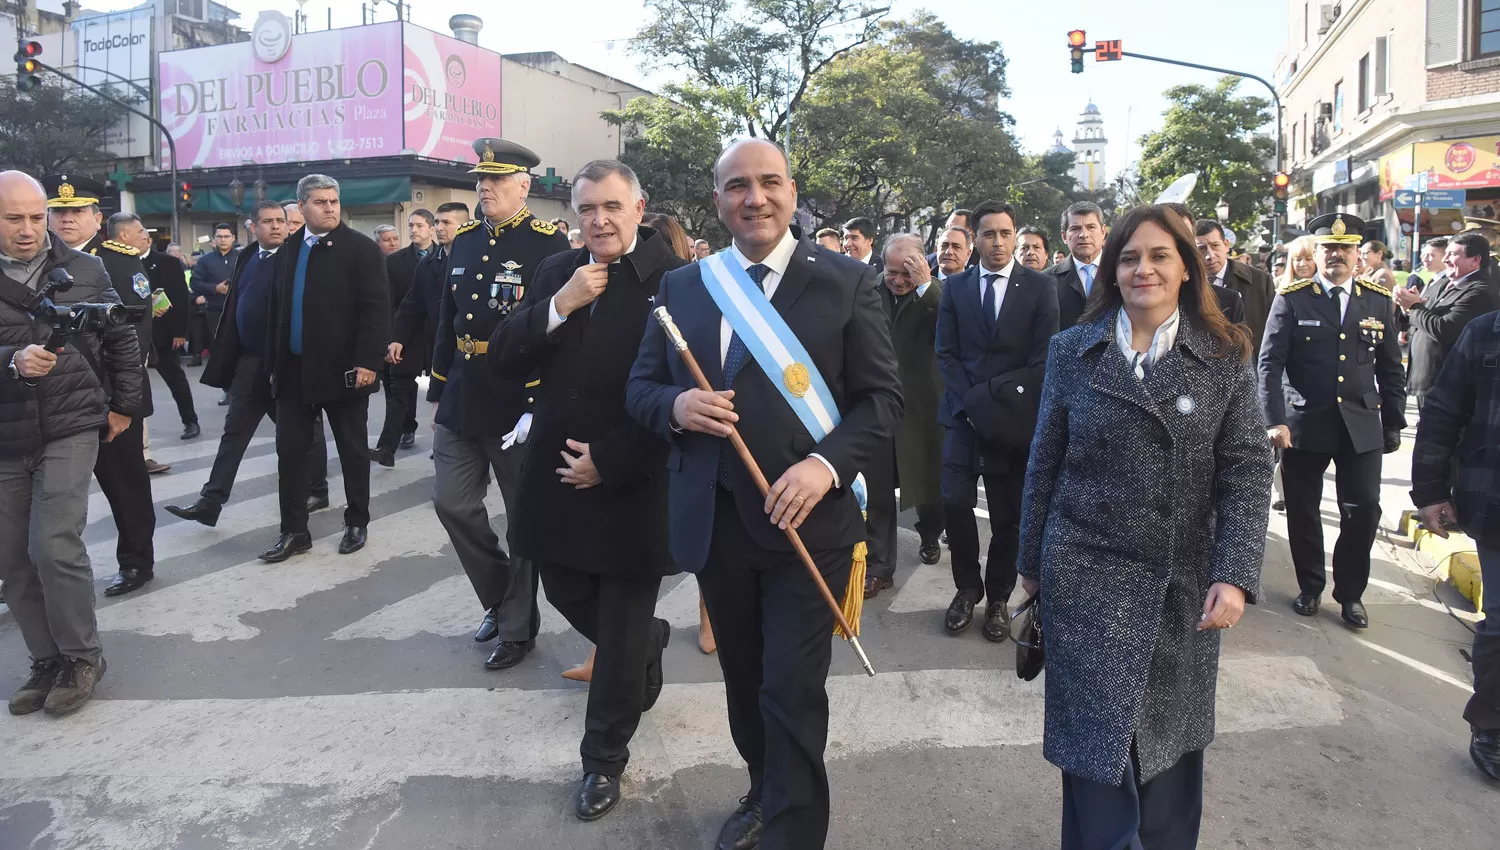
[1017,205,1273,849]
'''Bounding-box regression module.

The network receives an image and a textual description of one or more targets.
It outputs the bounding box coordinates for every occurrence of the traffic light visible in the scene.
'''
[177,181,193,212]
[1272,171,1291,215]
[14,40,41,92]
[1068,30,1087,74]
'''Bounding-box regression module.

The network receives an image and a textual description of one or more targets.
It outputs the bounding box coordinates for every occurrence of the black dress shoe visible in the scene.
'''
[217,391,230,406]
[166,499,221,528]
[1271,499,1286,512]
[180,422,200,440]
[715,796,763,850]
[863,575,893,599]
[1291,594,1320,616]
[259,532,312,563]
[371,447,396,468]
[944,590,981,634]
[104,567,154,597]
[186,355,202,367]
[1471,726,1500,780]
[485,639,534,670]
[980,601,1011,643]
[574,773,620,821]
[399,431,416,449]
[919,543,941,565]
[473,608,500,642]
[642,618,671,712]
[306,493,330,513]
[1340,601,1369,629]
[338,526,367,555]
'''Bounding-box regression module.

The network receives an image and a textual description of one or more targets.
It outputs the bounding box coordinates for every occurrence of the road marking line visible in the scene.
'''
[1351,636,1473,693]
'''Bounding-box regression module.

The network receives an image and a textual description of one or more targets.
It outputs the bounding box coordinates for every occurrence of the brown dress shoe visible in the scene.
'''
[863,575,894,599]
[44,657,106,716]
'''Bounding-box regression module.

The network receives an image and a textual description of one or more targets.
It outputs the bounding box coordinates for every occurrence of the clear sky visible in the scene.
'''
[88,0,1287,178]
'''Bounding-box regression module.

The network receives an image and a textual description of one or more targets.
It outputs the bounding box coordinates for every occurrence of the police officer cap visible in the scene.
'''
[468,138,542,177]
[1307,212,1364,245]
[41,173,106,209]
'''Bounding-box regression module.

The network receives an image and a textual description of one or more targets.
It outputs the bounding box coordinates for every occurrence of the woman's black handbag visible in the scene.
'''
[1012,592,1044,681]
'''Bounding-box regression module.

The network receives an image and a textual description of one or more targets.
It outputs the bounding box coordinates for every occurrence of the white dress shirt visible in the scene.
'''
[1115,307,1181,379]
[547,235,638,332]
[1317,273,1350,322]
[977,256,1017,320]
[916,281,931,298]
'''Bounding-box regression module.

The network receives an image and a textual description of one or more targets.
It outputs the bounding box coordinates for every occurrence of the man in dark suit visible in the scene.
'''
[492,160,684,822]
[1045,201,1107,330]
[137,230,200,440]
[388,203,466,402]
[259,175,390,562]
[627,138,902,850]
[841,215,882,273]
[372,209,435,465]
[935,200,1059,641]
[1260,212,1406,629]
[165,201,329,528]
[926,209,974,269]
[932,224,971,282]
[1196,219,1276,349]
[189,223,239,363]
[1161,204,1246,325]
[1393,232,1500,408]
[877,233,945,586]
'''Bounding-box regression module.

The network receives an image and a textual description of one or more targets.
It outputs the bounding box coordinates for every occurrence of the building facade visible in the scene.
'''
[1071,104,1108,193]
[1276,0,1500,259]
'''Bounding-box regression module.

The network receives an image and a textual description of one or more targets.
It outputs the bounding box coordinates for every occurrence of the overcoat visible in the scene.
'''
[490,226,684,577]
[1016,308,1273,786]
[383,243,427,377]
[886,278,944,508]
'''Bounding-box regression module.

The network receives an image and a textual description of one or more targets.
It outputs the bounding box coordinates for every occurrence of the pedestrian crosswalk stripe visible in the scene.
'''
[141,435,274,467]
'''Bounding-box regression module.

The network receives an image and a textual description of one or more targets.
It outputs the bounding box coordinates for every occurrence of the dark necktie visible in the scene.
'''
[259,250,270,261]
[981,273,999,334]
[1328,285,1344,321]
[717,262,772,489]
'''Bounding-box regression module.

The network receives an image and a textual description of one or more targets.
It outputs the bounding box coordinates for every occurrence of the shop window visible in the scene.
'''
[1475,0,1500,58]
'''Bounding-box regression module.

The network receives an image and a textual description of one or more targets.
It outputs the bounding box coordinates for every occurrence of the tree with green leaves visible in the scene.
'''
[1135,77,1275,237]
[633,0,889,141]
[0,81,133,178]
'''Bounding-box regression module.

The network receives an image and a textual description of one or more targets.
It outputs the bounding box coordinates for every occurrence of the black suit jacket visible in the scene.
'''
[392,245,444,375]
[626,229,904,573]
[935,262,1059,470]
[202,241,269,389]
[493,227,684,577]
[1407,270,1500,395]
[1045,256,1091,331]
[83,234,152,418]
[144,249,192,344]
[384,243,427,376]
[265,225,391,404]
[1213,285,1246,326]
[1219,258,1276,350]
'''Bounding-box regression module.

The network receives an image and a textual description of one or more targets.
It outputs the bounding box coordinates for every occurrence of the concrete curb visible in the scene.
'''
[1398,510,1483,605]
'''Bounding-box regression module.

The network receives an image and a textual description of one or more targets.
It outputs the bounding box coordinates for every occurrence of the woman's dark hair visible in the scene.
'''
[1079,204,1252,362]
[643,212,693,261]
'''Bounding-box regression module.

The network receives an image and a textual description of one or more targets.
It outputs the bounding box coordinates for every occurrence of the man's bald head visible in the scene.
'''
[0,171,49,262]
[713,138,791,189]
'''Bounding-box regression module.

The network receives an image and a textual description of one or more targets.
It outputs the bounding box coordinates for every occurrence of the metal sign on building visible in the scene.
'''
[73,5,155,160]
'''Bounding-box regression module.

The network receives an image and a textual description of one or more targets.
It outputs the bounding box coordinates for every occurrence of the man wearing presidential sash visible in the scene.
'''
[627,139,902,850]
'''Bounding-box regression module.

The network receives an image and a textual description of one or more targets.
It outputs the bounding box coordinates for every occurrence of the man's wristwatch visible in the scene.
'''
[8,351,36,386]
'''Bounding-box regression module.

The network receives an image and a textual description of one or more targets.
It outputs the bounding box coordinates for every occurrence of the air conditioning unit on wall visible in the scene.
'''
[1317,101,1334,119]
[1317,4,1341,35]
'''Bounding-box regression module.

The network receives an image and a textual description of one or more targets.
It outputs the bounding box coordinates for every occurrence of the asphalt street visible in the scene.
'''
[0,368,1495,849]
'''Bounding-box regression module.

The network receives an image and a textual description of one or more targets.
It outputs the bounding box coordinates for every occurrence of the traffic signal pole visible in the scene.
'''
[34,59,180,242]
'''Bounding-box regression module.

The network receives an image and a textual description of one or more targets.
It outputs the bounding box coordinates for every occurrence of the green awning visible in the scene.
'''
[134,176,413,214]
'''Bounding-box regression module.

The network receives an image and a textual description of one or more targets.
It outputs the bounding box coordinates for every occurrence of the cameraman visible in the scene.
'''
[0,171,142,717]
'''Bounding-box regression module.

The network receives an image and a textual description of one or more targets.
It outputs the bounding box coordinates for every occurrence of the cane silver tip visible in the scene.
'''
[848,636,875,677]
[652,306,689,351]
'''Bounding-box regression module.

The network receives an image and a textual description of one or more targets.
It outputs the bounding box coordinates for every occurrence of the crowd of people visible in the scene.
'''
[0,128,1497,850]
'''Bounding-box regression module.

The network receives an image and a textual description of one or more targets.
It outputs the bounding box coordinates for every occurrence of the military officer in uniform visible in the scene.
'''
[429,138,570,670]
[43,176,158,597]
[1259,212,1407,629]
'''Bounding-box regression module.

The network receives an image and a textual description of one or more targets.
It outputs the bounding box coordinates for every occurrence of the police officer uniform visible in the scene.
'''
[428,138,570,669]
[1258,212,1407,628]
[44,176,157,598]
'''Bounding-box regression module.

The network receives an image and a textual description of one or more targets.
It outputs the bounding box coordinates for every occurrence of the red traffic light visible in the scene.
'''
[1272,172,1291,189]
[1068,29,1087,48]
[22,41,41,58]
[180,182,191,190]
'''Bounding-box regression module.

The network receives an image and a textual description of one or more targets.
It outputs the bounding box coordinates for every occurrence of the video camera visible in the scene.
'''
[33,269,144,353]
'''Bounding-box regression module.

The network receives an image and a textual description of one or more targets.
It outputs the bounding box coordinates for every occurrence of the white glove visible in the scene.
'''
[501,412,533,450]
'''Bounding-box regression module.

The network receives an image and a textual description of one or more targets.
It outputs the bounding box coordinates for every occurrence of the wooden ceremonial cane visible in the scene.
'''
[653,307,876,677]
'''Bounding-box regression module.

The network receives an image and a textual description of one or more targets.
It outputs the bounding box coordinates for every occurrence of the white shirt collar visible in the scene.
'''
[1115,307,1181,378]
[730,229,798,278]
[855,250,872,265]
[978,256,1016,279]
[258,245,280,256]
[305,230,327,245]
[590,234,639,266]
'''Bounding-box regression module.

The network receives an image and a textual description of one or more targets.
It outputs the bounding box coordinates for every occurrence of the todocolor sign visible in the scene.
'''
[159,18,404,168]
[74,6,154,159]
[403,28,502,160]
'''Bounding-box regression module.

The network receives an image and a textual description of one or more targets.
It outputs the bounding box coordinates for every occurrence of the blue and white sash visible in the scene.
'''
[701,251,841,441]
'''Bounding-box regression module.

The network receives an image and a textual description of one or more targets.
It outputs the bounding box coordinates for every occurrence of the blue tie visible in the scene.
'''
[981,273,998,335]
[258,250,270,261]
[1080,263,1095,295]
[717,263,771,489]
[290,235,316,355]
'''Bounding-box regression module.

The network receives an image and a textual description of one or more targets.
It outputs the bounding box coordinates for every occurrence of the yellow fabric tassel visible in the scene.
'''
[835,540,866,639]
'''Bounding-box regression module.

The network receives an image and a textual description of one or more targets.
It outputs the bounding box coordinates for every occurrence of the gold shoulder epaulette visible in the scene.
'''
[1361,279,1392,298]
[456,220,482,236]
[531,218,558,236]
[1278,278,1315,295]
[101,239,140,256]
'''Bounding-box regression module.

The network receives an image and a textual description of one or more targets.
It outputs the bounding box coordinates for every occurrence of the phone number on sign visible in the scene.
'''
[328,137,387,154]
